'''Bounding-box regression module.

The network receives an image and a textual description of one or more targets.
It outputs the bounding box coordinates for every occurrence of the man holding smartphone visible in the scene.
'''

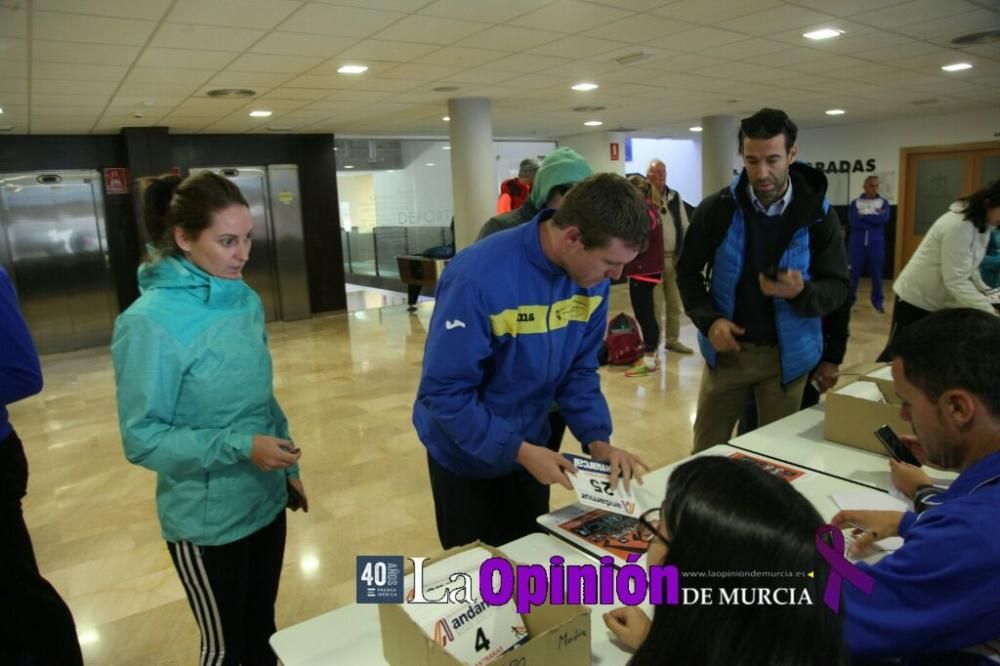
[677,108,849,452]
[833,308,1000,662]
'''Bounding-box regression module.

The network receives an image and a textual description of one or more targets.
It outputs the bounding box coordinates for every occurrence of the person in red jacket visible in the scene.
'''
[496,158,539,214]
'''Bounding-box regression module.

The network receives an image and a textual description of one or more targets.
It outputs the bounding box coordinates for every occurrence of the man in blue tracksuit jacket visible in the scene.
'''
[414,173,651,548]
[848,175,891,312]
[834,309,1000,665]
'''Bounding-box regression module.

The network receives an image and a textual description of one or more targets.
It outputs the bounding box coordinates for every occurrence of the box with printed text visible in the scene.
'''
[378,541,591,666]
[824,362,909,454]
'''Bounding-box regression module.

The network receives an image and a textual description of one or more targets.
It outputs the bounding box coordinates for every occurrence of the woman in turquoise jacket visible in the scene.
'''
[112,172,305,666]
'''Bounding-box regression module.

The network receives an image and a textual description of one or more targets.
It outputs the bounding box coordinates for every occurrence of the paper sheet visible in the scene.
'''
[832,492,907,551]
[865,366,894,381]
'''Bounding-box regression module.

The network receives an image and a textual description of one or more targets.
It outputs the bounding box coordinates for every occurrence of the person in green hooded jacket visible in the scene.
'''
[112,172,304,666]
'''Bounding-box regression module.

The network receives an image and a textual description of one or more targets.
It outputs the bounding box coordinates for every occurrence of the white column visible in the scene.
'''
[556,131,626,175]
[701,115,736,195]
[447,97,495,251]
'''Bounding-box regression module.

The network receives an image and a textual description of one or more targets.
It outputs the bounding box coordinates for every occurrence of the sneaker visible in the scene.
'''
[625,359,659,377]
[666,341,694,354]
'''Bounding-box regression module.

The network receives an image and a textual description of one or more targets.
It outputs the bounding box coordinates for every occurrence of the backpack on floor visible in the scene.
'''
[603,312,644,366]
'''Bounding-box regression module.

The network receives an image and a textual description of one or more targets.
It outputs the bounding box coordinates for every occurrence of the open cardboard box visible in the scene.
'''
[824,362,910,454]
[379,541,591,666]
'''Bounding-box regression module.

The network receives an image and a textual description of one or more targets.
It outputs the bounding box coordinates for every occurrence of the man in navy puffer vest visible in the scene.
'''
[677,108,849,452]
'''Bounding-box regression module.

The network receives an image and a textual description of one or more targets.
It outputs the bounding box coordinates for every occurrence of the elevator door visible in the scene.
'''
[0,171,117,354]
[191,167,279,321]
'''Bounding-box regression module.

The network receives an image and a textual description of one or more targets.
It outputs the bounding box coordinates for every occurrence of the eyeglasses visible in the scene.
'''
[636,507,670,545]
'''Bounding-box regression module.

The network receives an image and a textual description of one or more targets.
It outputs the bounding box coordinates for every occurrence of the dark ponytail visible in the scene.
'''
[139,172,248,259]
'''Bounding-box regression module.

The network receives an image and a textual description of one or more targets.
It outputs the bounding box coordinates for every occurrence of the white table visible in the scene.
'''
[273,445,891,666]
[728,404,955,491]
[269,532,643,666]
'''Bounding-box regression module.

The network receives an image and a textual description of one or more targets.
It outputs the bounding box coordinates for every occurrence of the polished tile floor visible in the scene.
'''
[10,281,893,665]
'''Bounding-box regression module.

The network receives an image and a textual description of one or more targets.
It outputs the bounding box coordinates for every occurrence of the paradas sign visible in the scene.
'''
[809,158,878,174]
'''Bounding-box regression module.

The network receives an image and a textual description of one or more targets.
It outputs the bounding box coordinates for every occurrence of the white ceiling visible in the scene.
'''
[0,0,997,138]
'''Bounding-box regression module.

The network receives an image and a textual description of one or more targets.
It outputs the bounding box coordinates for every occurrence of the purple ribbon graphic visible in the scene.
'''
[815,525,875,613]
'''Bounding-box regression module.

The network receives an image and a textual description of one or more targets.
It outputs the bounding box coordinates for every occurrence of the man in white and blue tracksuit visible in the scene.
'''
[848,175,891,312]
[414,174,651,548]
[833,309,1000,665]
[678,108,849,452]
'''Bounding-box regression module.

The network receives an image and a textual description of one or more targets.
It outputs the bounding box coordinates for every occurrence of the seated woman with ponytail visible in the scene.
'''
[604,456,848,665]
[112,172,305,666]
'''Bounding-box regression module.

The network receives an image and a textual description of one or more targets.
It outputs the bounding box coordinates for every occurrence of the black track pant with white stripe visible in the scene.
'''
[168,510,286,666]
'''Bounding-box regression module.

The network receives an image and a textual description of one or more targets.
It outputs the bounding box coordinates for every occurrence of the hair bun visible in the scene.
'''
[141,174,183,244]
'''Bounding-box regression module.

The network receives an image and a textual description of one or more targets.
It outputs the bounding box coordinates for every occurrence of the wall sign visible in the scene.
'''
[610,143,620,161]
[103,168,129,194]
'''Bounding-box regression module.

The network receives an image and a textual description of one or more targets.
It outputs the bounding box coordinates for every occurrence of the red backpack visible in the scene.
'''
[603,312,644,365]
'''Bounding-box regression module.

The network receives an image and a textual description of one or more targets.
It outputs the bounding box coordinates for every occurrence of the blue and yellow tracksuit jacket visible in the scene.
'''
[413,211,612,479]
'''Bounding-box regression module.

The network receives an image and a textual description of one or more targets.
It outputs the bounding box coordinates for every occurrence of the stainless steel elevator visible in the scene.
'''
[190,165,310,322]
[0,170,118,354]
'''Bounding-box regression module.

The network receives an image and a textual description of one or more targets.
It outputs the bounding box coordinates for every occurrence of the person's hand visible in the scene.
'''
[831,510,903,557]
[889,459,931,499]
[603,607,651,652]
[287,477,309,512]
[516,442,576,489]
[813,362,839,393]
[758,269,804,299]
[588,441,648,494]
[707,318,745,353]
[251,435,301,471]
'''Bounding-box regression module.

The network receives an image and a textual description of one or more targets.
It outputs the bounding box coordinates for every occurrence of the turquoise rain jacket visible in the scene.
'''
[112,253,295,546]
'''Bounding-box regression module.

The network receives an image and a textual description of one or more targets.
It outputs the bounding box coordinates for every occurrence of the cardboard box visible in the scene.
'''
[824,363,909,454]
[379,542,591,666]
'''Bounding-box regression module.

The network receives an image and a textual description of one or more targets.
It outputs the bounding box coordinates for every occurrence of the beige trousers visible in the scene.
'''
[660,252,683,346]
[692,343,808,452]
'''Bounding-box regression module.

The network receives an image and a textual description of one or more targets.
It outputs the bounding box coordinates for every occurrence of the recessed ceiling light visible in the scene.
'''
[571,82,599,91]
[803,28,844,40]
[584,120,603,126]
[206,88,256,98]
[425,162,435,167]
[0,107,4,114]
[249,110,272,117]
[825,109,846,115]
[441,145,451,150]
[344,165,354,169]
[442,116,450,121]
[267,126,292,132]
[338,64,368,74]
[689,126,703,132]
[941,62,973,72]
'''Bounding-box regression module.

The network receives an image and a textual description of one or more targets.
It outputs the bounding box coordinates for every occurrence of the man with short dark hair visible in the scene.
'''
[478,147,592,240]
[415,173,650,548]
[848,175,891,312]
[834,308,1000,663]
[678,108,849,452]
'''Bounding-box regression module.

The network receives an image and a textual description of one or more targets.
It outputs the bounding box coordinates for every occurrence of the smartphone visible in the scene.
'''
[279,441,300,454]
[874,424,920,466]
[762,265,787,281]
